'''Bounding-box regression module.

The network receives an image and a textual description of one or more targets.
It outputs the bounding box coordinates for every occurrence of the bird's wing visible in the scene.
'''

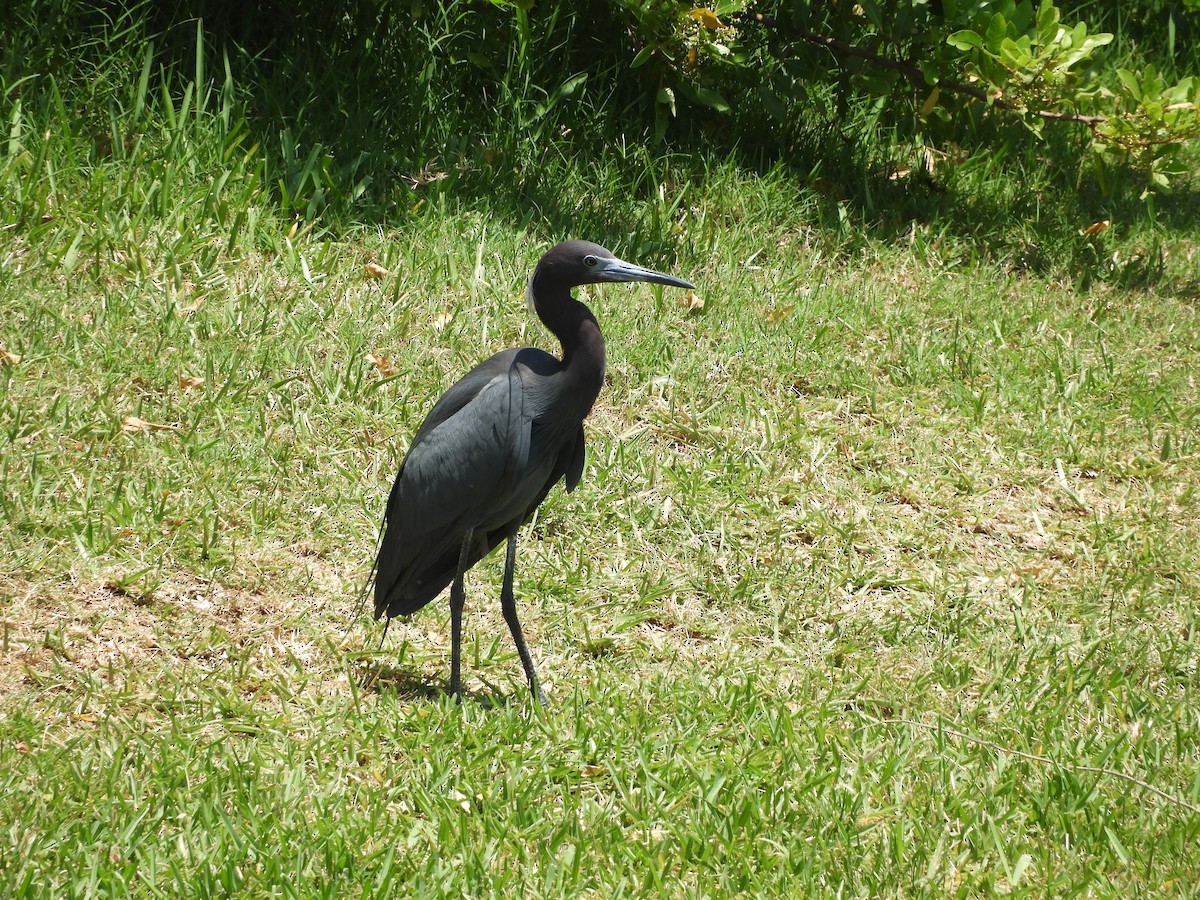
[399,364,530,532]
[562,423,586,492]
[511,421,587,534]
[409,349,521,445]
[374,353,531,615]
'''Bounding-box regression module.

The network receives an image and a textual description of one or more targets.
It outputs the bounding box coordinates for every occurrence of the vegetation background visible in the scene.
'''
[2,0,1198,895]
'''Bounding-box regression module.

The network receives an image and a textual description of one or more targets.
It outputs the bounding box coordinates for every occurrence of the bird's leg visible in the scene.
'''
[500,527,546,706]
[449,528,474,703]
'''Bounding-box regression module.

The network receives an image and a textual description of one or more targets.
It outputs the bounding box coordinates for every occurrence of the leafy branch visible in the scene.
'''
[615,0,1199,197]
[745,9,1109,130]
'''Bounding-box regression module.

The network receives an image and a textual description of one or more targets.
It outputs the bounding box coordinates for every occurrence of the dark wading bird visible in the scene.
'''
[369,240,694,705]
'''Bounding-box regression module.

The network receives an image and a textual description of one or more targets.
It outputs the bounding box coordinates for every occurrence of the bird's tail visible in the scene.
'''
[344,509,388,638]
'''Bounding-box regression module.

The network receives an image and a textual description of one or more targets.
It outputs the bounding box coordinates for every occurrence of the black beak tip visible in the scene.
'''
[655,275,696,291]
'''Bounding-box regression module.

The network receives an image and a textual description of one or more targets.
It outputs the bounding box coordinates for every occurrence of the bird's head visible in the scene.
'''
[527,240,694,314]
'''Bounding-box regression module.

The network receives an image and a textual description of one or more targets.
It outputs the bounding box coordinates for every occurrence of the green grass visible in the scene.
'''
[3,5,1200,897]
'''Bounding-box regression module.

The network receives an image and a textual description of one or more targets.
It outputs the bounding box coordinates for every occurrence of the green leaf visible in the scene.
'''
[631,45,655,69]
[757,85,788,121]
[1116,68,1142,101]
[1000,37,1032,69]
[656,86,677,117]
[984,14,1009,55]
[946,30,983,51]
[693,86,731,113]
[1036,0,1058,47]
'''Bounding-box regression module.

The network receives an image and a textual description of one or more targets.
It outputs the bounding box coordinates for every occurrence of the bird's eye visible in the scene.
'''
[583,255,598,267]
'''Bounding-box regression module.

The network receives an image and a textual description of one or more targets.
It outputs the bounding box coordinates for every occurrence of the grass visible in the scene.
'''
[3,5,1200,897]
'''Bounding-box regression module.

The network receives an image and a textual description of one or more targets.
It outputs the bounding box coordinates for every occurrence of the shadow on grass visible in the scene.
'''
[359,659,510,709]
[360,661,445,702]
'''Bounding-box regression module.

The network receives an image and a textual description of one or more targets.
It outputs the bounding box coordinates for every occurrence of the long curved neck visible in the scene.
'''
[532,278,607,407]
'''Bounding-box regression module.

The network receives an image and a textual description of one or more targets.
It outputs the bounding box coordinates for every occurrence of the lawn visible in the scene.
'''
[2,7,1200,897]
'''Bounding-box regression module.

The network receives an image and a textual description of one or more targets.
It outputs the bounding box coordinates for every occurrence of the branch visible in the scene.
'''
[746,12,1108,129]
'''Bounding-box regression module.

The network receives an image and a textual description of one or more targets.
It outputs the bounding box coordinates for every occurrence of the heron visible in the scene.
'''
[369,240,694,705]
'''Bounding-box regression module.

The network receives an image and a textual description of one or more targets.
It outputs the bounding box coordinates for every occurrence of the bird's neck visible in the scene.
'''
[563,311,606,401]
[537,287,607,404]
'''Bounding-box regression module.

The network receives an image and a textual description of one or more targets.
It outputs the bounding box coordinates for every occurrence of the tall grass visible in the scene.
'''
[6,0,1194,277]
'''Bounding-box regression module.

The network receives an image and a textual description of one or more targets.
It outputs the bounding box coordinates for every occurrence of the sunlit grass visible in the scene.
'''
[5,193,1200,893]
[3,6,1200,897]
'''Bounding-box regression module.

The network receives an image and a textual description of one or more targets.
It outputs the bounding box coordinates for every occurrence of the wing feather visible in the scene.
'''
[373,346,588,619]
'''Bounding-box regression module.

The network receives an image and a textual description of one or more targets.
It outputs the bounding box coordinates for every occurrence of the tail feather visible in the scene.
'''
[374,523,515,621]
[374,527,460,620]
[353,513,386,624]
[373,515,410,619]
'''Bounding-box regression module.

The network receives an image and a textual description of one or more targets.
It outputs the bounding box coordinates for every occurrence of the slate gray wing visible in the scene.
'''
[374,352,530,617]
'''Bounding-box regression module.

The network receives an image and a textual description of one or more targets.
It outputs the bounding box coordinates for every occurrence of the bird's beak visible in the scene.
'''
[594,256,695,290]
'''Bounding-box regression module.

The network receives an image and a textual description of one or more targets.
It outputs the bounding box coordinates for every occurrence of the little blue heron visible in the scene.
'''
[371,240,695,704]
